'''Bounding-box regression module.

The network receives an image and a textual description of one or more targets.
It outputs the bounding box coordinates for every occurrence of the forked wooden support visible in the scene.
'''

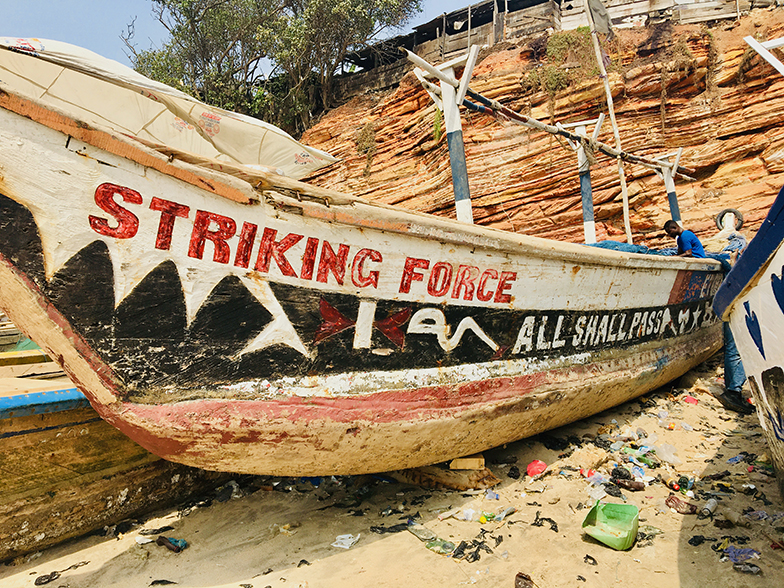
[559,115,605,244]
[405,46,484,224]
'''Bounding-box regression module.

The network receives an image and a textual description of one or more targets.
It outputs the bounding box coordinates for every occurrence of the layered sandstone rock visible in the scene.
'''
[302,10,784,247]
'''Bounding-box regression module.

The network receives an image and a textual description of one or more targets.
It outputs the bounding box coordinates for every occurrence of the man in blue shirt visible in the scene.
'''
[663,220,706,258]
[663,220,751,413]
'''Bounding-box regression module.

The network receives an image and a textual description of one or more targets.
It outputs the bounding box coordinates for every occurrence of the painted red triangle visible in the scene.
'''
[375,307,412,349]
[314,298,355,343]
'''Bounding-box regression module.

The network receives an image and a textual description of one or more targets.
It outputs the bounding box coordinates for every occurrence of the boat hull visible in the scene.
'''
[0,83,725,475]
[0,378,226,562]
[715,185,784,497]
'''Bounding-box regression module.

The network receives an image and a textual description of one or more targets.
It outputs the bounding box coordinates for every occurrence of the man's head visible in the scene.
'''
[664,220,682,238]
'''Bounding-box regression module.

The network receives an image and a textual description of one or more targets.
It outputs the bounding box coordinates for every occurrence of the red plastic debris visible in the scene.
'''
[527,459,547,478]
[665,493,698,514]
[683,396,698,405]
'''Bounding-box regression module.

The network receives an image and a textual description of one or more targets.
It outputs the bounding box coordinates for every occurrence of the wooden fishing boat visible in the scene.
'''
[714,184,784,497]
[0,38,724,477]
[0,313,24,351]
[713,35,784,497]
[0,357,226,562]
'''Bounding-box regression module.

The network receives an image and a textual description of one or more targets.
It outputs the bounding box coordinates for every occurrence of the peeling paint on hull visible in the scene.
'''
[0,67,725,475]
[0,383,227,562]
[715,184,784,497]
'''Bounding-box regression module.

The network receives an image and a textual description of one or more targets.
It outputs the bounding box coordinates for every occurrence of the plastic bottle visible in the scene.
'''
[425,538,456,555]
[724,509,750,528]
[478,512,496,523]
[665,477,680,491]
[700,498,718,517]
[615,479,645,491]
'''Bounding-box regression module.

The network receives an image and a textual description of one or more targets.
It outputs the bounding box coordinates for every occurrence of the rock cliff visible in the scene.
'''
[302,10,784,248]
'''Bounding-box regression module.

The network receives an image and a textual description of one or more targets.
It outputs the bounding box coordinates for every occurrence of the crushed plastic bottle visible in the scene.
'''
[655,443,682,465]
[407,521,436,542]
[615,479,645,491]
[588,485,607,501]
[495,507,517,522]
[426,538,456,555]
[586,472,608,486]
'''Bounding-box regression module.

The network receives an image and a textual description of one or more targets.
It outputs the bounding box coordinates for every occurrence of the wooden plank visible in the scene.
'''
[0,408,158,499]
[449,453,486,470]
[0,361,64,378]
[0,457,228,562]
[0,349,51,367]
[0,376,75,398]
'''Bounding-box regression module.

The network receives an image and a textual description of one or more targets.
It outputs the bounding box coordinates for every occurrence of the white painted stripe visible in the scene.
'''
[352,300,376,349]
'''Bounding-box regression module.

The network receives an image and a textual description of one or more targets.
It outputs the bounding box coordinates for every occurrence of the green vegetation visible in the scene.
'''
[355,121,377,176]
[545,27,594,70]
[523,28,600,101]
[433,108,442,142]
[125,0,421,136]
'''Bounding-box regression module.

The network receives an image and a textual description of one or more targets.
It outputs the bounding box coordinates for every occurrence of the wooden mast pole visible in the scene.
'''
[405,46,483,224]
[654,148,684,225]
[583,0,634,244]
[560,115,605,244]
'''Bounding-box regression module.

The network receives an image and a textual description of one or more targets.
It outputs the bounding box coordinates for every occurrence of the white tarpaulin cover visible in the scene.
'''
[0,37,338,179]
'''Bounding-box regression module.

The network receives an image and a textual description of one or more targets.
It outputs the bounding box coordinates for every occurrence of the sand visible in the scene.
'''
[2,354,783,588]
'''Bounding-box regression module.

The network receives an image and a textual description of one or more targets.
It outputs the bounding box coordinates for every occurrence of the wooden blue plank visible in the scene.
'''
[0,387,87,419]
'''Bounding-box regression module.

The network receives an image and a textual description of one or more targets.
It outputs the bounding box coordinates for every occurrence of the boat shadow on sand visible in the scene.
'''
[2,356,783,588]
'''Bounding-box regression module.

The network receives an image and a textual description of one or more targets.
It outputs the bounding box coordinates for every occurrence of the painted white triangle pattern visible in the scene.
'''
[21,195,311,359]
[237,276,312,359]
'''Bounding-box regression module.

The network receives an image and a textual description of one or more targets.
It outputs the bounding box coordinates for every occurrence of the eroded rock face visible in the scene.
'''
[302,11,784,247]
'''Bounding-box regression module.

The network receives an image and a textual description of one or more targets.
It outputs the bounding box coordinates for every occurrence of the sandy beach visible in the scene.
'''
[2,353,782,588]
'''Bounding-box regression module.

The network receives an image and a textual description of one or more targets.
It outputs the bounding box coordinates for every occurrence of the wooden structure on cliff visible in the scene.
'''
[336,0,777,98]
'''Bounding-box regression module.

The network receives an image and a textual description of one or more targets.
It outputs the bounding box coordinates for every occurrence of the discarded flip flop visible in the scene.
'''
[34,571,60,586]
[665,493,698,515]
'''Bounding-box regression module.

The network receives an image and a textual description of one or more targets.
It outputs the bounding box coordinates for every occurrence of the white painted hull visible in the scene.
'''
[0,61,725,475]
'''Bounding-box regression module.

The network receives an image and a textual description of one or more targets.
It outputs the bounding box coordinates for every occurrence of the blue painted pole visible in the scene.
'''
[664,168,682,225]
[441,73,473,224]
[657,149,683,225]
[576,124,596,244]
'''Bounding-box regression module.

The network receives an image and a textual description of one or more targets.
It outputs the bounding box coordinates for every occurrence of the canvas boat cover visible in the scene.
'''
[0,37,338,179]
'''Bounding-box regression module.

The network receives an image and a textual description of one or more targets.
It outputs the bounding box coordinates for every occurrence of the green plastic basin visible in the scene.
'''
[581,501,639,550]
